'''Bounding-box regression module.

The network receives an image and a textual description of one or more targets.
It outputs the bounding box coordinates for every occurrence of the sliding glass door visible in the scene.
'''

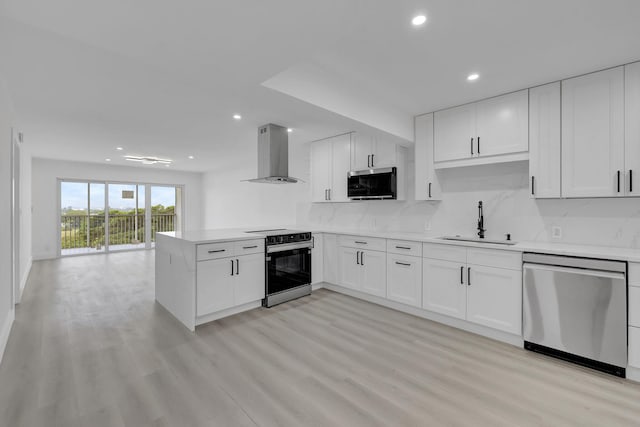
[60,180,182,256]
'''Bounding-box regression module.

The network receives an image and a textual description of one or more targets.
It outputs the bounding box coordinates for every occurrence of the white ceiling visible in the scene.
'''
[1,0,640,172]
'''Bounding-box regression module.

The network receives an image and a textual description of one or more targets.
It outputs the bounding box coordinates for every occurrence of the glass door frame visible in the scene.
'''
[57,178,185,257]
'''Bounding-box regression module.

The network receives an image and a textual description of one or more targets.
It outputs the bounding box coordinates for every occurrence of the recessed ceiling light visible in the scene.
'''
[467,73,480,81]
[233,114,242,120]
[105,158,111,162]
[412,15,427,26]
[116,147,123,151]
[287,128,293,133]
[188,155,194,159]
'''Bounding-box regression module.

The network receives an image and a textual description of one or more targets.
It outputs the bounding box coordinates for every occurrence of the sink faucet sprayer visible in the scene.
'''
[477,201,485,239]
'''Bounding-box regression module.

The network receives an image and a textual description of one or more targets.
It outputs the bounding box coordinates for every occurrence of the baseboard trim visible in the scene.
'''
[323,283,523,347]
[0,308,15,367]
[312,282,325,291]
[32,253,55,261]
[16,256,32,304]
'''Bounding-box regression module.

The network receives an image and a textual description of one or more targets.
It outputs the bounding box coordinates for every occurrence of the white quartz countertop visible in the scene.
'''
[157,229,266,244]
[158,227,640,262]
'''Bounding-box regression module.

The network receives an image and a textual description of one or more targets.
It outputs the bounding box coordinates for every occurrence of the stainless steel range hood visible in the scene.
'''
[246,123,301,184]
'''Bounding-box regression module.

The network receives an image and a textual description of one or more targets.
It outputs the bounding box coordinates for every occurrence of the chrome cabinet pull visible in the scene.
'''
[242,245,258,249]
[617,170,621,193]
[354,241,367,244]
[208,249,225,254]
[231,259,234,276]
[396,246,411,250]
[361,252,365,265]
[428,182,432,198]
[467,267,471,286]
[460,266,464,284]
[477,137,480,154]
[395,261,411,266]
[371,154,375,167]
[236,259,239,275]
[470,138,474,155]
[630,170,633,193]
[367,155,371,168]
[356,251,360,265]
[531,176,535,196]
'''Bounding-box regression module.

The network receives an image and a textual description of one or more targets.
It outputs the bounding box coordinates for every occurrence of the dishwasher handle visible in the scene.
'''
[523,262,625,281]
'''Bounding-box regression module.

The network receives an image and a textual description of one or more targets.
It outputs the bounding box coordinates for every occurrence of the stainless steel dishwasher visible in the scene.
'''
[523,253,627,377]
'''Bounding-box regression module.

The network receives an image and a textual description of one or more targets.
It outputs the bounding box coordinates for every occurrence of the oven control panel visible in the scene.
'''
[266,232,312,246]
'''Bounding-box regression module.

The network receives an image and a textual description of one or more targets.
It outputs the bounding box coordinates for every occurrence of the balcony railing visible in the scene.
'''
[61,213,176,253]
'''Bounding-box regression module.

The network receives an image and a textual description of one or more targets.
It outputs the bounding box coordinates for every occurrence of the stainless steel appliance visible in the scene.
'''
[244,124,301,184]
[347,167,397,200]
[246,229,312,307]
[523,253,627,377]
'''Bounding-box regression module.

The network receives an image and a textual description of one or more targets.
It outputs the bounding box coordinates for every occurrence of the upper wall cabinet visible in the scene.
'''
[351,133,399,170]
[414,113,441,201]
[311,133,351,203]
[626,61,640,196]
[433,90,529,168]
[529,82,561,198]
[561,67,625,198]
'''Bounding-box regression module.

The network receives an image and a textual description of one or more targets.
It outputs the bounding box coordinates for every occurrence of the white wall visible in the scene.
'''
[18,141,32,301]
[298,148,640,249]
[0,74,16,363]
[32,158,203,260]
[202,140,311,229]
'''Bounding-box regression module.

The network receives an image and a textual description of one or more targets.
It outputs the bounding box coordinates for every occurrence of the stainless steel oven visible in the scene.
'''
[245,229,312,307]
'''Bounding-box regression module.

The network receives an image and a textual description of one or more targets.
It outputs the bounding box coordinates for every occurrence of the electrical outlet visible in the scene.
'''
[551,226,562,239]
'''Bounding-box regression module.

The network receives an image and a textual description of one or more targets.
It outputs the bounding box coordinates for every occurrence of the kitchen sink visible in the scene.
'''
[439,236,517,246]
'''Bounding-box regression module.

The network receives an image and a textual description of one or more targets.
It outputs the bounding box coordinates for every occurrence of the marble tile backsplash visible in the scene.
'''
[298,160,640,249]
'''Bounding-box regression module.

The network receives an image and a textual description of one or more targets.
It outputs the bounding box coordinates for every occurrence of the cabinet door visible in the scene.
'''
[371,139,397,168]
[422,258,466,319]
[323,234,338,285]
[434,103,475,162]
[330,133,352,202]
[338,246,360,290]
[475,90,529,157]
[311,233,324,284]
[387,254,422,307]
[414,113,441,200]
[562,67,625,198]
[529,83,561,198]
[361,250,386,297]
[625,61,640,196]
[466,265,521,334]
[311,140,331,202]
[351,133,373,170]
[196,258,235,316]
[234,253,265,306]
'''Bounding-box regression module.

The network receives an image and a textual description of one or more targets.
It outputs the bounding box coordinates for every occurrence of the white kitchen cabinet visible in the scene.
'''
[311,133,351,202]
[338,246,360,290]
[414,113,441,201]
[351,133,398,170]
[360,249,386,297]
[466,264,522,334]
[338,244,386,297]
[629,327,640,368]
[387,253,422,307]
[625,61,640,196]
[311,233,324,285]
[562,67,624,198]
[196,252,265,317]
[197,257,235,315]
[323,234,338,284]
[434,90,528,165]
[529,82,561,198]
[234,253,266,306]
[422,257,466,319]
[434,103,476,162]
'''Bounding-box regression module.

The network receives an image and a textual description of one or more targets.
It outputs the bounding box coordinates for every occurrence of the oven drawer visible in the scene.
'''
[387,239,422,257]
[338,235,386,252]
[234,239,264,256]
[196,242,235,261]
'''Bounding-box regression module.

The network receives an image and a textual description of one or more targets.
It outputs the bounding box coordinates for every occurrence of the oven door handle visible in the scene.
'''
[267,241,313,253]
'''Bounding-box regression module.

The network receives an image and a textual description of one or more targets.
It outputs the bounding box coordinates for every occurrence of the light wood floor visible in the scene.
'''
[2,252,640,426]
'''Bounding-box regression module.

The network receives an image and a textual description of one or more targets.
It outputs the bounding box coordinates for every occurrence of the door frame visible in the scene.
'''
[11,129,22,304]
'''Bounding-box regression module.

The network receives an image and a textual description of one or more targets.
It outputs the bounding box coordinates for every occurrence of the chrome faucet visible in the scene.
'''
[477,201,485,239]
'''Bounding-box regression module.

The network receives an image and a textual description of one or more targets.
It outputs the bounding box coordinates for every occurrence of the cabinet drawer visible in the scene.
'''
[423,243,466,263]
[467,248,522,270]
[338,235,386,252]
[387,239,422,257]
[234,239,264,256]
[196,242,234,261]
[629,263,640,287]
[630,327,640,368]
[630,287,640,327]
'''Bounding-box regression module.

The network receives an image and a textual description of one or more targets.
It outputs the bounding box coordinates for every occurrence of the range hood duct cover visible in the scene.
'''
[246,123,301,184]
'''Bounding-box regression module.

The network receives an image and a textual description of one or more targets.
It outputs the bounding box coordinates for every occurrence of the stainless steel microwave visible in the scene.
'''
[347,167,397,200]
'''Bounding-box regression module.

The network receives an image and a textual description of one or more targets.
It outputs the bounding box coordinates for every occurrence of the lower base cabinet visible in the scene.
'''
[387,253,422,307]
[422,257,466,319]
[338,246,386,297]
[197,252,265,316]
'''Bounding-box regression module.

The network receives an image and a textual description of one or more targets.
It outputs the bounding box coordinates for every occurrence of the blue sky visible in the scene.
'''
[61,182,176,211]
